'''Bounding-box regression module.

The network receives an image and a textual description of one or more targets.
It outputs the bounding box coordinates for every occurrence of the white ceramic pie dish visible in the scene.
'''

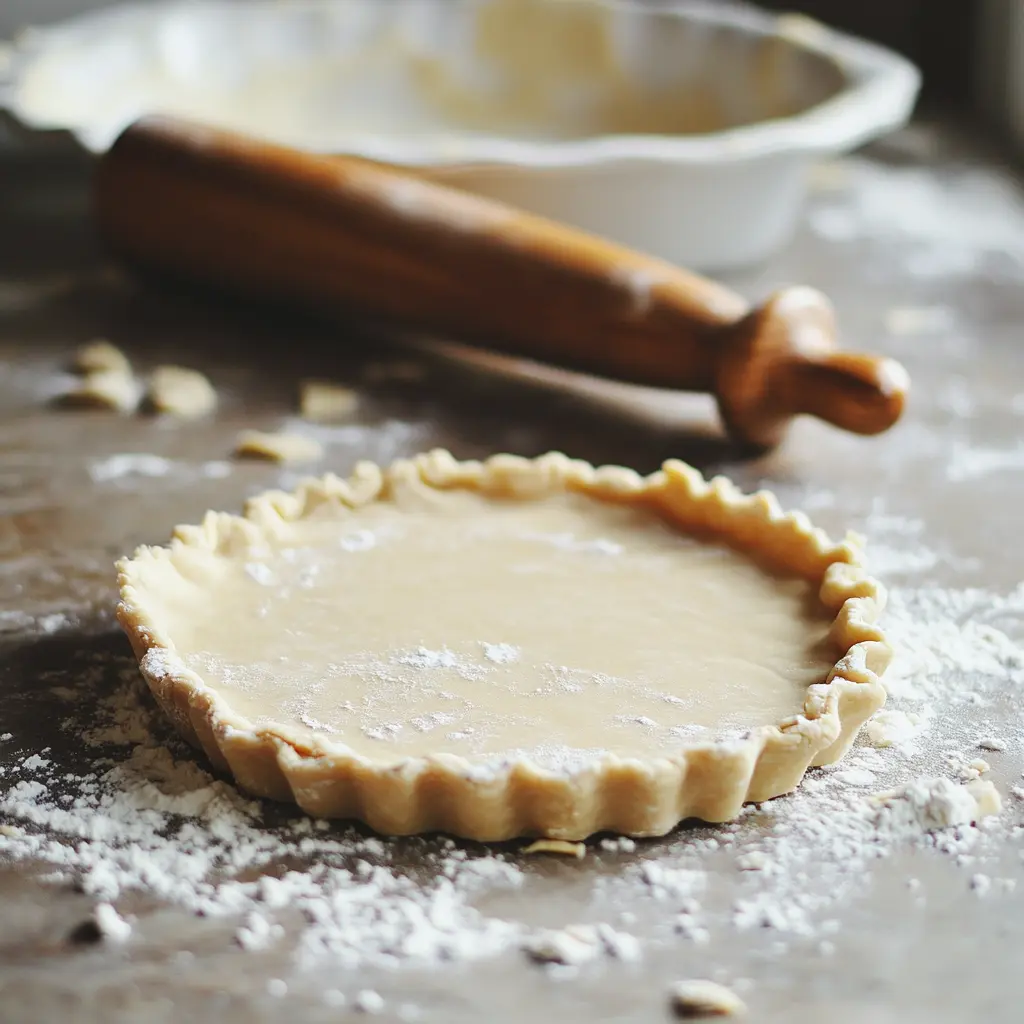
[0,0,919,270]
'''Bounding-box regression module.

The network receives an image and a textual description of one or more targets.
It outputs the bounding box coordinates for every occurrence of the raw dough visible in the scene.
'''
[300,380,359,422]
[234,429,324,464]
[147,365,217,418]
[60,369,142,413]
[522,839,586,858]
[669,980,747,1018]
[72,339,131,376]
[117,451,891,840]
[153,494,833,757]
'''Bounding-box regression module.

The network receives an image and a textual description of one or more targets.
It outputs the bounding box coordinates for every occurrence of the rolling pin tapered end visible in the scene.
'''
[714,287,909,450]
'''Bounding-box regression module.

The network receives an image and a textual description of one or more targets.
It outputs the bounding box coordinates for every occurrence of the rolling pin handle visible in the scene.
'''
[713,287,909,450]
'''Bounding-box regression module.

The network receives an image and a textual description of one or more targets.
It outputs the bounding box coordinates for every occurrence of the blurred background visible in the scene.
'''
[3,1,1024,160]
[0,0,1001,115]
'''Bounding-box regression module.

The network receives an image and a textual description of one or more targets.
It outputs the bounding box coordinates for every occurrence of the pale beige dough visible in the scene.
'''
[72,339,131,376]
[299,380,359,422]
[117,451,891,839]
[522,839,586,858]
[669,979,747,1018]
[147,365,217,418]
[61,369,142,413]
[131,489,835,766]
[234,429,324,465]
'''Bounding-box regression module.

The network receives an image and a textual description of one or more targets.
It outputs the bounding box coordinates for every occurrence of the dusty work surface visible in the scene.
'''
[2,123,1024,1022]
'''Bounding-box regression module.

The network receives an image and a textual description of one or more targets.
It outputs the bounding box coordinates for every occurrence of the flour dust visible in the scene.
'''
[1,515,1024,1003]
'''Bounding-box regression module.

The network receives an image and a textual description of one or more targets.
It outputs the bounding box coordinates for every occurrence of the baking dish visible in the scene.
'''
[0,0,919,270]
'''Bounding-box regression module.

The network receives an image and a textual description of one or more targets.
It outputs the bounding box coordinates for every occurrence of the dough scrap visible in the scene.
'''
[522,839,586,858]
[669,980,747,1018]
[72,339,131,376]
[299,380,359,422]
[60,369,142,413]
[522,928,600,965]
[147,365,217,418]
[522,923,635,965]
[234,429,324,465]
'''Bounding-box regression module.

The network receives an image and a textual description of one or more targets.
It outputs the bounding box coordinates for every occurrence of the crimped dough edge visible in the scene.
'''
[116,450,891,841]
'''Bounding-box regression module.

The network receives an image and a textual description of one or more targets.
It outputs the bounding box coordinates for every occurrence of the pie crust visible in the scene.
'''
[116,450,891,841]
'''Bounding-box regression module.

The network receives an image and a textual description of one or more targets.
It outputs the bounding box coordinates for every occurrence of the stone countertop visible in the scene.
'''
[1,121,1024,1023]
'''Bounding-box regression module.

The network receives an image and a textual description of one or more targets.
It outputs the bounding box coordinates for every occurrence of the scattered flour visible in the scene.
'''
[277,417,430,458]
[585,521,1024,943]
[522,923,640,966]
[1,504,1023,985]
[202,460,233,479]
[396,646,460,670]
[875,585,1024,702]
[807,158,1024,280]
[831,767,877,787]
[869,778,1002,833]
[481,642,520,665]
[91,902,132,944]
[735,850,771,873]
[38,612,69,634]
[89,454,173,482]
[237,910,285,951]
[353,990,386,1014]
[864,710,926,750]
[89,454,235,484]
[970,873,993,897]
[0,664,526,971]
[946,441,1024,483]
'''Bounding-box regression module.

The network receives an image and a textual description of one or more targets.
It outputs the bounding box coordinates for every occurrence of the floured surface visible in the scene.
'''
[133,491,833,763]
[3,121,1024,1023]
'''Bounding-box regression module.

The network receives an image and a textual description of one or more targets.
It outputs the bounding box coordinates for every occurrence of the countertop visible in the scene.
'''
[2,121,1024,1022]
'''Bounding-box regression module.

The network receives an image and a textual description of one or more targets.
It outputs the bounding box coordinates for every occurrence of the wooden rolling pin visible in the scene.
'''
[94,116,909,450]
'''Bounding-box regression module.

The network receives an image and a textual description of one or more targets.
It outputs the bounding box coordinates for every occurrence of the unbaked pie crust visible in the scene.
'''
[117,450,891,841]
